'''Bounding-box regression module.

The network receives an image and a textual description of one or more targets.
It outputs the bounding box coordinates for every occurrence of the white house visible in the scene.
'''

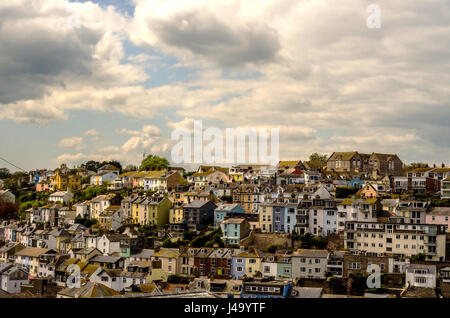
[97,234,121,256]
[90,171,119,186]
[89,263,149,292]
[0,263,29,293]
[107,178,123,191]
[49,190,73,204]
[442,177,450,199]
[187,170,230,187]
[425,207,450,232]
[89,194,118,220]
[0,190,15,203]
[406,264,436,289]
[261,256,278,278]
[304,171,322,184]
[89,268,124,291]
[73,201,90,218]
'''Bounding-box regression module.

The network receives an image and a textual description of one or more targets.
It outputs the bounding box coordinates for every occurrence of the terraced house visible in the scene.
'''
[135,195,172,228]
[344,221,447,261]
[50,169,82,191]
[232,250,262,279]
[89,194,121,220]
[143,170,182,192]
[327,151,403,175]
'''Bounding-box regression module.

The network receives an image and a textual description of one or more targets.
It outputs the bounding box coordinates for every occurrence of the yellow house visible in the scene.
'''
[169,204,184,224]
[236,250,262,278]
[51,169,82,191]
[14,247,58,277]
[152,248,180,275]
[232,185,260,213]
[359,183,379,199]
[134,196,172,228]
[259,204,273,233]
[131,196,145,223]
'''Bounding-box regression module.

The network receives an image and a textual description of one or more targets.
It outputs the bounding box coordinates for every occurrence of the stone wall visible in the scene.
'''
[240,231,292,249]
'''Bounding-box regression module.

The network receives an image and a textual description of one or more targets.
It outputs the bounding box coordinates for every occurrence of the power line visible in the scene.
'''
[0,156,28,173]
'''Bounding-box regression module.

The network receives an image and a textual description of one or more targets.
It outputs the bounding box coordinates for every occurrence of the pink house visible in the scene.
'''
[119,171,138,188]
[426,207,450,232]
[132,171,147,188]
[36,181,50,192]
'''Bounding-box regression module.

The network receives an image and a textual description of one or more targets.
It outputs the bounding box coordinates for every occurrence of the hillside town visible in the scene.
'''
[0,151,450,298]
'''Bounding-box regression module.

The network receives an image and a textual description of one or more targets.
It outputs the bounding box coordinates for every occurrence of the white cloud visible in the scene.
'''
[57,137,84,150]
[3,0,450,165]
[84,129,99,136]
[100,146,119,153]
[0,0,147,124]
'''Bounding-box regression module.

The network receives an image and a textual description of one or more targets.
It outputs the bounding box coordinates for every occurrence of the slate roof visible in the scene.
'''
[58,282,121,298]
[90,255,122,264]
[294,249,329,258]
[184,200,212,208]
[290,287,323,298]
[428,207,450,216]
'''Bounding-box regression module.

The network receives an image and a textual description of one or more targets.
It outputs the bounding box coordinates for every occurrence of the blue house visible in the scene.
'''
[221,218,250,245]
[322,209,338,235]
[231,255,247,279]
[283,204,297,234]
[214,204,245,228]
[273,204,287,233]
[349,179,365,188]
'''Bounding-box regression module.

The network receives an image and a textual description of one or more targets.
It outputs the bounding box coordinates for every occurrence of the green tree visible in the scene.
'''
[140,154,170,171]
[0,198,19,220]
[75,217,98,228]
[220,195,233,203]
[336,187,359,198]
[183,171,196,179]
[309,153,328,164]
[101,160,122,172]
[0,168,11,179]
[81,160,102,172]
[410,253,426,262]
[405,162,429,170]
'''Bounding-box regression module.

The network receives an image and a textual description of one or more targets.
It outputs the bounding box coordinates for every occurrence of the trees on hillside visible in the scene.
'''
[0,168,11,179]
[309,153,328,164]
[139,154,169,171]
[0,198,19,220]
[81,160,122,172]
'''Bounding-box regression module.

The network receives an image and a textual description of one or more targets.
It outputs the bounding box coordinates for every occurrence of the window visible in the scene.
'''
[415,277,426,284]
[349,262,361,269]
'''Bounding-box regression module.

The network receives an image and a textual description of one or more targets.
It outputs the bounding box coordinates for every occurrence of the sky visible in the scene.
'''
[0,0,449,171]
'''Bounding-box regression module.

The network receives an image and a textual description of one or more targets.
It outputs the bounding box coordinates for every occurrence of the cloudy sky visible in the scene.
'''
[0,0,449,171]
